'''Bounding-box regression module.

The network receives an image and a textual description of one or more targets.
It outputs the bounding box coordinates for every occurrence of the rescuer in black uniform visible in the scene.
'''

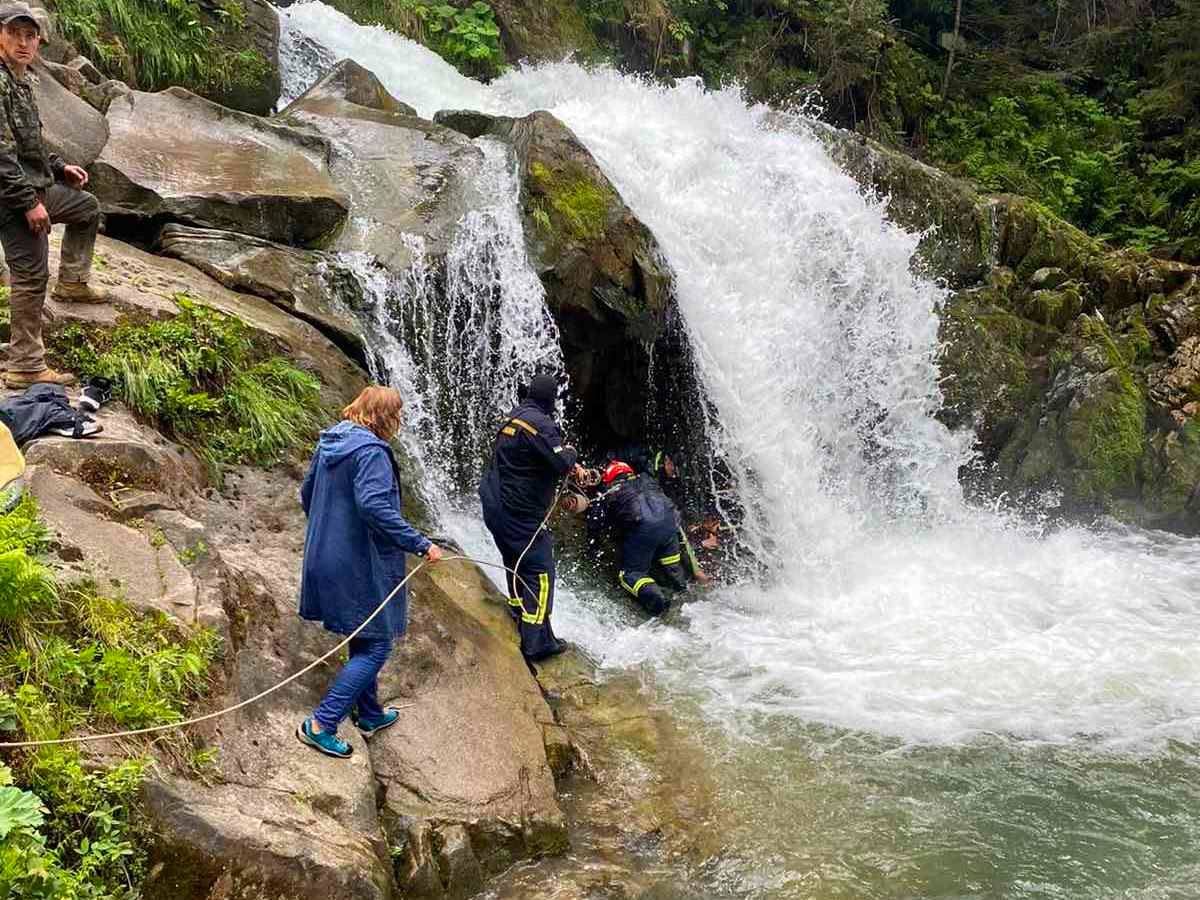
[480,374,581,661]
[584,460,692,616]
[607,444,709,586]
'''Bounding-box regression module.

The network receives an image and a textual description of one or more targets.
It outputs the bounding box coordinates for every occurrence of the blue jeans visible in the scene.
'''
[313,637,392,732]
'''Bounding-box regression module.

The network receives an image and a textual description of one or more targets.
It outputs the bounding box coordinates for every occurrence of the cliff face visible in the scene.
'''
[817,126,1200,532]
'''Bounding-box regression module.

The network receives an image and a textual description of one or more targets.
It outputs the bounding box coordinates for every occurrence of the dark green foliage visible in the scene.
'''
[0,499,218,897]
[48,295,324,469]
[323,0,506,77]
[578,0,1199,252]
[48,0,272,97]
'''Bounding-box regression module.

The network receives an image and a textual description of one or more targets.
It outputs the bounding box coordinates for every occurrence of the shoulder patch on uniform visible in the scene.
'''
[553,446,564,453]
[501,426,517,436]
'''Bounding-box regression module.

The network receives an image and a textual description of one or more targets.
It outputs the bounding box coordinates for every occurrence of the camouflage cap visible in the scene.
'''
[0,2,42,33]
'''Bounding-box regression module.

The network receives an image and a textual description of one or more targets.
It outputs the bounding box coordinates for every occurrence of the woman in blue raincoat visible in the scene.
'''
[296,385,444,759]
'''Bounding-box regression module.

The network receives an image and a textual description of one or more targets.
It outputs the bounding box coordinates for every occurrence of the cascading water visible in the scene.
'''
[324,139,565,502]
[280,4,1200,896]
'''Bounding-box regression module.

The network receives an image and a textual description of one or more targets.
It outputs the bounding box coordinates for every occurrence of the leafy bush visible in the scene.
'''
[48,0,271,97]
[49,295,324,470]
[324,0,506,77]
[926,76,1200,249]
[0,499,219,897]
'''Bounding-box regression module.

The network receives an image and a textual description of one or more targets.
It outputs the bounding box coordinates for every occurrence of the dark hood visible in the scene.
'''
[527,374,558,414]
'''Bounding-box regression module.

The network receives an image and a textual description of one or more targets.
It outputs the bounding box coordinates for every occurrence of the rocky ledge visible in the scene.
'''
[816,125,1200,532]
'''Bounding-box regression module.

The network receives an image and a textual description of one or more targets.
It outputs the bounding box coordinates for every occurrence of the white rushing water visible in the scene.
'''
[279,1,1200,750]
[327,139,565,502]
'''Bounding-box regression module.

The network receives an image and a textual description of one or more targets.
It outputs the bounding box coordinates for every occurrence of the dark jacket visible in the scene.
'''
[586,472,679,540]
[479,398,577,532]
[299,421,431,640]
[0,60,63,214]
[0,383,85,444]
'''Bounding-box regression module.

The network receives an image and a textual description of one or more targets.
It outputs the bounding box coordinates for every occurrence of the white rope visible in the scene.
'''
[0,554,537,750]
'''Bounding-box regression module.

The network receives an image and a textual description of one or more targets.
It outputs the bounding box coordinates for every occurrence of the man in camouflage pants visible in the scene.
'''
[0,2,108,389]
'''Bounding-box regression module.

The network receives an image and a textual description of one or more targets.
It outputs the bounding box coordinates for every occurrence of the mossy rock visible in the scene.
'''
[1023,286,1084,330]
[481,109,677,446]
[529,159,615,242]
[1061,366,1147,502]
[1141,423,1200,531]
[937,291,1053,456]
[488,0,597,62]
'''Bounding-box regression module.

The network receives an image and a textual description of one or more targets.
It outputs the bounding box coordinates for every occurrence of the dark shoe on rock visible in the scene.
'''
[4,368,76,388]
[525,638,571,662]
[78,376,114,413]
[50,281,111,304]
[296,718,352,759]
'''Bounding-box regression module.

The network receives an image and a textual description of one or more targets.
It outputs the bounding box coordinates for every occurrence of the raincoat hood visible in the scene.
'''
[316,420,387,468]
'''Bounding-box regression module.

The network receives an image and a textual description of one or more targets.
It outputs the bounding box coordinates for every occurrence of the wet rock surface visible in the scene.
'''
[280,61,482,269]
[815,122,1200,531]
[155,222,367,366]
[438,107,677,446]
[33,59,109,168]
[90,88,348,246]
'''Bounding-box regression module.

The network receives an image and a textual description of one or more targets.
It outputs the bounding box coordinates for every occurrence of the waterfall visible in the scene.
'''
[278,1,1200,751]
[324,140,564,503]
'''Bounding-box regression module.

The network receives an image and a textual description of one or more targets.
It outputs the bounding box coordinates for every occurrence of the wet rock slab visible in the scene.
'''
[91,88,348,246]
[280,60,482,270]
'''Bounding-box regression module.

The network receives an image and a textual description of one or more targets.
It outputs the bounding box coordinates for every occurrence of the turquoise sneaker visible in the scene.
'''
[355,708,401,739]
[296,718,352,758]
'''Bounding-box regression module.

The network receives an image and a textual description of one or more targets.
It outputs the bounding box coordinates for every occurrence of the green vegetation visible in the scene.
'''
[322,0,506,77]
[1066,316,1148,499]
[48,0,272,97]
[0,496,218,897]
[530,161,612,240]
[48,295,323,470]
[575,0,1199,254]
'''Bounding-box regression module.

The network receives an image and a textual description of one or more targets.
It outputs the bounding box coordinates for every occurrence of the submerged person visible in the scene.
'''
[607,444,710,585]
[297,385,445,759]
[0,2,111,389]
[581,459,696,616]
[480,373,582,661]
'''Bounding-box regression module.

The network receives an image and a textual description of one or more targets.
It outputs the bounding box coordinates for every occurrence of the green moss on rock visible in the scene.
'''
[1064,366,1147,501]
[530,160,613,241]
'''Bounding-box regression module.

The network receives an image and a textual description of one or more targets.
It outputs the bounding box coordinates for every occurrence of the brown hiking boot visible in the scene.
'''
[50,281,111,304]
[4,368,77,388]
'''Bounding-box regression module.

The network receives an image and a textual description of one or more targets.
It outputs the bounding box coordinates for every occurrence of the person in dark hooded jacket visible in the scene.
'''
[480,373,582,661]
[296,386,445,759]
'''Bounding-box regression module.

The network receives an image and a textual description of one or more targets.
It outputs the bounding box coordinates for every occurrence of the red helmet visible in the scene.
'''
[602,460,634,485]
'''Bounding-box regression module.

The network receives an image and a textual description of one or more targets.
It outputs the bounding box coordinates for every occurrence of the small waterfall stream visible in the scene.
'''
[280,5,1200,897]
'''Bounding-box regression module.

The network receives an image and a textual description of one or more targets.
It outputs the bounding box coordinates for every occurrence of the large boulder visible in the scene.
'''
[156,223,367,366]
[812,121,1200,530]
[161,460,568,899]
[279,60,481,269]
[90,88,348,246]
[196,0,282,115]
[436,108,675,446]
[371,559,567,892]
[33,59,108,167]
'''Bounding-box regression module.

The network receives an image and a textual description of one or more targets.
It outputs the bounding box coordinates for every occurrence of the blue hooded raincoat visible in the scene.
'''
[299,421,431,640]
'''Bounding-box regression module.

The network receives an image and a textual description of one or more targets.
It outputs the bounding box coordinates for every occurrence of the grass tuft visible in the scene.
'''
[49,294,324,472]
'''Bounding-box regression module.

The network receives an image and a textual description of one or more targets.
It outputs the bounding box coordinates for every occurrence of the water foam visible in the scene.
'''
[279,1,1200,749]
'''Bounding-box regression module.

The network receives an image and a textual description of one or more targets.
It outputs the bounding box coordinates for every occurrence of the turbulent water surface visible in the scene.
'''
[281,5,1200,896]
